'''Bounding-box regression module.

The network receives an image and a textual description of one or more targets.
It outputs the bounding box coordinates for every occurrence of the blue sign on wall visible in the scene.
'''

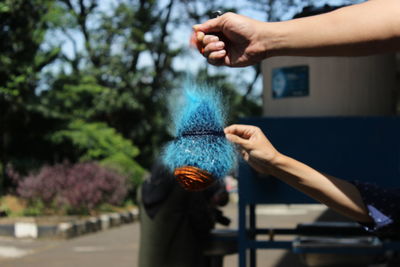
[272,65,309,99]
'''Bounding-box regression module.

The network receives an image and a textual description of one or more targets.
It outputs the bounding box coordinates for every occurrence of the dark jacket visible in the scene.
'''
[138,163,219,267]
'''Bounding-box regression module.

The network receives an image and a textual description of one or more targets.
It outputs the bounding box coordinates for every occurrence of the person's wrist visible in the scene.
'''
[259,21,288,58]
[266,152,288,174]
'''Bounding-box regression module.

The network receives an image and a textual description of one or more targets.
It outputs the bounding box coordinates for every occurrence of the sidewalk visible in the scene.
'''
[0,224,138,267]
[0,199,348,267]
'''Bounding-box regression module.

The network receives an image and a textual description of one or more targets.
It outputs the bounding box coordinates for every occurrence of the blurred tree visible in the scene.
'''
[50,0,182,168]
[1,0,263,198]
[0,0,60,192]
[49,0,260,168]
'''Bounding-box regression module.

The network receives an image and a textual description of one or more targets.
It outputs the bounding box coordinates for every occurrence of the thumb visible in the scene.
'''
[225,133,252,151]
[193,16,223,33]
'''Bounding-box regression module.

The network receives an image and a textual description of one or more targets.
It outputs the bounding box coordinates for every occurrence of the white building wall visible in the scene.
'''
[262,55,397,117]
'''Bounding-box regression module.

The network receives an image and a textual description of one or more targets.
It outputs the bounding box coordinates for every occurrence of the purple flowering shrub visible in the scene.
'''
[13,162,128,214]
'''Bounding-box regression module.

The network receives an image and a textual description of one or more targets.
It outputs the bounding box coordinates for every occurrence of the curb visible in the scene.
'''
[0,208,138,239]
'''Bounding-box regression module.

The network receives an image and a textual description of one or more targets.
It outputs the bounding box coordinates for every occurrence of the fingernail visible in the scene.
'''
[193,24,200,30]
[197,31,204,41]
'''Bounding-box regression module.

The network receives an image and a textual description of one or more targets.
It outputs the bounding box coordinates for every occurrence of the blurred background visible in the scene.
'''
[0,0,265,216]
[0,0,270,214]
[1,0,400,266]
[0,0,371,216]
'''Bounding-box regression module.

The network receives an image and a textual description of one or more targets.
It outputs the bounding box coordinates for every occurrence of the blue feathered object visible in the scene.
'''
[162,81,236,191]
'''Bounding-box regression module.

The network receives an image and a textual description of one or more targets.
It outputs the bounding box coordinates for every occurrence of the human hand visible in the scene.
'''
[224,124,282,174]
[193,12,269,67]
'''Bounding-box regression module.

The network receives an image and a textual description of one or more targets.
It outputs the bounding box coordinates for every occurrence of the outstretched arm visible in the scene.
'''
[271,0,400,57]
[224,124,372,223]
[194,0,400,66]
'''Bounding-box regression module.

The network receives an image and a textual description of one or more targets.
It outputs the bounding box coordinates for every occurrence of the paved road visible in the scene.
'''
[0,201,341,267]
[0,224,139,267]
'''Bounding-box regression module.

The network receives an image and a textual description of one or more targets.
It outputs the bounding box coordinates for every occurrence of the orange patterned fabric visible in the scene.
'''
[174,166,215,191]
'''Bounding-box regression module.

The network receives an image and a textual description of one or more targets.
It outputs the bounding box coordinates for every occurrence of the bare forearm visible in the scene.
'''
[268,154,372,222]
[266,0,400,57]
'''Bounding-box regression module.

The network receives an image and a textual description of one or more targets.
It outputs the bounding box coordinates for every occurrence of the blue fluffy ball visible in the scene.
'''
[162,81,236,179]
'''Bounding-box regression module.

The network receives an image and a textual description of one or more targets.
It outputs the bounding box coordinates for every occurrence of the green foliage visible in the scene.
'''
[1,0,263,199]
[0,0,60,191]
[41,74,111,119]
[20,200,46,217]
[101,153,145,190]
[52,120,139,160]
[0,0,59,99]
[41,0,261,172]
[50,0,183,168]
[0,201,12,217]
[51,120,145,189]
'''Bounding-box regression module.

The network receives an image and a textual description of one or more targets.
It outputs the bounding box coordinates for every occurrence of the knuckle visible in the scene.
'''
[202,35,211,44]
[204,35,218,44]
[209,51,220,59]
[203,44,212,53]
[223,12,234,17]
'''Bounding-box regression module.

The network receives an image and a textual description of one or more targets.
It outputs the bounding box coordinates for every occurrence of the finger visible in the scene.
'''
[209,50,226,60]
[224,124,257,139]
[190,32,203,53]
[196,31,205,42]
[240,149,250,161]
[193,16,223,33]
[202,35,219,46]
[203,42,224,57]
[192,32,206,53]
[208,50,226,63]
[224,55,233,67]
[207,56,225,66]
[225,133,252,151]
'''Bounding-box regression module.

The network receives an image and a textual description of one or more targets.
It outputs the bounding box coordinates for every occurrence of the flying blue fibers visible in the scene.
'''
[162,80,236,180]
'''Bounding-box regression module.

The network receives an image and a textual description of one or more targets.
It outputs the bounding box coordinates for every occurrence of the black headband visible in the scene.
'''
[180,130,225,137]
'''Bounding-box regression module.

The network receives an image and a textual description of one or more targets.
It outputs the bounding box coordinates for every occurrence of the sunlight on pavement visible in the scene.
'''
[0,246,33,258]
[73,246,106,253]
